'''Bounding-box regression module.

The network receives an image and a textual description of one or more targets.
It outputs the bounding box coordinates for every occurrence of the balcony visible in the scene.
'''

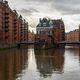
[14,37,17,40]
[14,32,17,35]
[14,20,17,24]
[5,28,9,32]
[5,20,9,23]
[20,34,23,37]
[20,31,23,34]
[14,19,17,21]
[5,16,9,19]
[5,12,9,15]
[14,29,17,32]
[5,35,9,39]
[14,26,17,28]
[14,22,17,24]
[5,24,9,28]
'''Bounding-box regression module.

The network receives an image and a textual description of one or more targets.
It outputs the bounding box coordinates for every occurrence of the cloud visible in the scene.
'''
[7,0,80,32]
[8,0,80,15]
[52,0,80,15]
[23,0,80,15]
[62,15,80,32]
[20,8,39,16]
[24,0,51,2]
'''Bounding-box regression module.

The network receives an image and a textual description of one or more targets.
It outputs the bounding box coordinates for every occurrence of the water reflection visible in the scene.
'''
[0,48,28,80]
[0,46,80,80]
[21,45,40,80]
[64,48,80,72]
[35,49,65,78]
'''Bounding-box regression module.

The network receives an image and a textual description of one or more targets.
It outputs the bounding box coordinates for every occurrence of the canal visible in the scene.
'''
[0,45,80,80]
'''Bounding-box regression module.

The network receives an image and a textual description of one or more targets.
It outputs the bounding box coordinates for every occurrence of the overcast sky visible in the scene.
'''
[7,0,80,32]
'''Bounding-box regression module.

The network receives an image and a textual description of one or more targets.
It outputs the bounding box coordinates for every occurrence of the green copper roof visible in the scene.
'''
[37,18,64,28]
[37,18,53,27]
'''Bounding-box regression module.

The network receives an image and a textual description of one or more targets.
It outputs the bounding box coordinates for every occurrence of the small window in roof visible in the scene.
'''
[43,23,47,27]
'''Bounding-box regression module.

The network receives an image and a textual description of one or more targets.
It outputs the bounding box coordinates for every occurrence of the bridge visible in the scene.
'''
[18,41,35,44]
[58,41,80,45]
[17,41,80,48]
[17,41,35,48]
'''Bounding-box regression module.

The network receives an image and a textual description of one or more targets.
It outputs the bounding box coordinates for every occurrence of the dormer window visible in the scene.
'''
[43,23,46,27]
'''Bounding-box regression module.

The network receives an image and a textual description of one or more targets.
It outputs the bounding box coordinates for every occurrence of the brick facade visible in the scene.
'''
[66,29,79,41]
[52,19,65,43]
[36,18,65,45]
[0,1,28,46]
[28,30,35,42]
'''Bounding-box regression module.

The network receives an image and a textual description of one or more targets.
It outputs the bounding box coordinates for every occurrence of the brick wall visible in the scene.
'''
[0,1,28,45]
[66,31,79,41]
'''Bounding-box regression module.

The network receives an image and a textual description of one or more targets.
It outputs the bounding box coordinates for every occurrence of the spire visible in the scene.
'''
[19,15,22,19]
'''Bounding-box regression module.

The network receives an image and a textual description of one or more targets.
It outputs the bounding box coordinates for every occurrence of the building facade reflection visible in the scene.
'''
[21,45,40,80]
[0,46,80,80]
[34,48,65,78]
[0,48,28,80]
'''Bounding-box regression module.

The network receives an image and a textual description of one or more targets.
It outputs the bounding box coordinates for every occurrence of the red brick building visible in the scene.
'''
[23,19,28,41]
[28,30,35,42]
[12,10,19,44]
[52,19,65,43]
[66,29,79,41]
[0,2,3,44]
[0,1,28,47]
[36,18,65,45]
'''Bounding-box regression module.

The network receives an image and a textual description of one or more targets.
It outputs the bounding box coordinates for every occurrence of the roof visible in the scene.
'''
[37,18,64,28]
[37,18,53,27]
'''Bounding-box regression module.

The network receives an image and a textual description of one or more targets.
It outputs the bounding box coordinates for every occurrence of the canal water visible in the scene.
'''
[0,45,80,80]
